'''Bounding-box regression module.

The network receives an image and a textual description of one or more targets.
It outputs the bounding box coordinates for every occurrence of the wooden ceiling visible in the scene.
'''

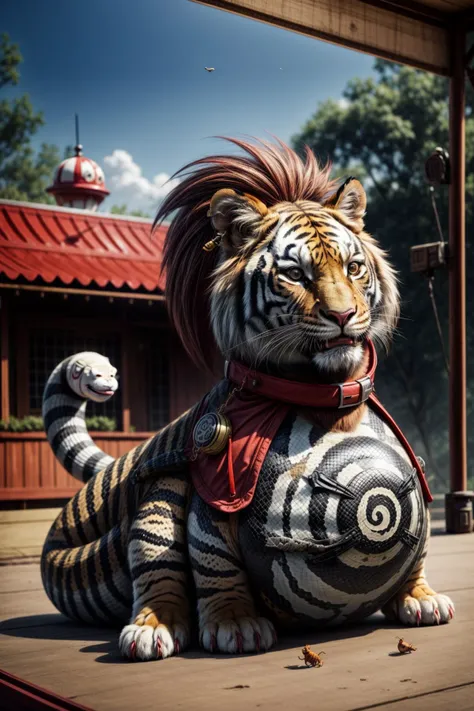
[411,0,472,12]
[191,0,474,75]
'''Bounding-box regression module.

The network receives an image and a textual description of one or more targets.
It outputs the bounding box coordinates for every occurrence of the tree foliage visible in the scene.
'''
[109,203,151,218]
[0,33,60,204]
[292,59,474,491]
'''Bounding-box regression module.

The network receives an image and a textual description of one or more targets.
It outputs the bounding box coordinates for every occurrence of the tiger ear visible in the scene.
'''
[207,188,269,250]
[324,178,366,233]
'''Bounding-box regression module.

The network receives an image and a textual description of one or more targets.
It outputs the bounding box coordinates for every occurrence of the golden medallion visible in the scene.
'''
[193,412,232,455]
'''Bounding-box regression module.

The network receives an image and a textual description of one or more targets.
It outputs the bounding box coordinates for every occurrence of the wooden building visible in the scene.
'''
[0,147,215,505]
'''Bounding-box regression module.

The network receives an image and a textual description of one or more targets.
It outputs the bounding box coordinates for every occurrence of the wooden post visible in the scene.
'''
[445,22,473,533]
[0,297,10,421]
[15,327,29,418]
[120,330,131,432]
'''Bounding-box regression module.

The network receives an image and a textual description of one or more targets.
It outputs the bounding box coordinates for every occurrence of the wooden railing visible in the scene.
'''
[0,431,153,500]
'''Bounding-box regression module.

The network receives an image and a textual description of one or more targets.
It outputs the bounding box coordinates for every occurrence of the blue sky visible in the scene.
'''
[3,0,375,212]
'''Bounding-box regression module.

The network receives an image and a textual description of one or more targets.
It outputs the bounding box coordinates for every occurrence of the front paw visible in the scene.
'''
[119,622,189,661]
[199,616,277,654]
[383,591,455,626]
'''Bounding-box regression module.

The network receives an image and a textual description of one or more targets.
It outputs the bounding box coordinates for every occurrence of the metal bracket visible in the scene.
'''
[338,376,373,409]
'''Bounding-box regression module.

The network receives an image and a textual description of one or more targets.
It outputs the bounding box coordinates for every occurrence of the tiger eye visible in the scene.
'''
[285,267,304,282]
[348,262,362,276]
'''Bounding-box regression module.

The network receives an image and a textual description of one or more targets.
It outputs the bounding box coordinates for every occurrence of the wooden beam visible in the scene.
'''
[191,0,450,75]
[0,283,165,302]
[0,297,9,421]
[358,0,447,26]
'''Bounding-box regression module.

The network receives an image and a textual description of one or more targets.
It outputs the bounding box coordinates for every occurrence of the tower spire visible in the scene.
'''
[46,115,109,211]
[74,114,83,156]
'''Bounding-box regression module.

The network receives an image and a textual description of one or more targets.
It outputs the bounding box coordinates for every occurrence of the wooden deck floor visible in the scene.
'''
[1,530,473,711]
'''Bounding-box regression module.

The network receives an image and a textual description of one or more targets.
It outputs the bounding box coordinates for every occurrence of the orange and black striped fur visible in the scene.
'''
[42,138,454,662]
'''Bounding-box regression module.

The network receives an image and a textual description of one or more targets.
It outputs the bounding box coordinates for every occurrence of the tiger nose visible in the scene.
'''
[321,308,356,327]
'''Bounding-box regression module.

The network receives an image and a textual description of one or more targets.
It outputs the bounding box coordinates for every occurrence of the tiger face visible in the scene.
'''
[208,181,399,378]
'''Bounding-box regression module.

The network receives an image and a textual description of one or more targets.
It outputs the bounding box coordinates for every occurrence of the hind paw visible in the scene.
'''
[199,616,277,654]
[119,622,189,661]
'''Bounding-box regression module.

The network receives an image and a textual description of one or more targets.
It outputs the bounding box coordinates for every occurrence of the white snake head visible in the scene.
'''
[66,352,119,403]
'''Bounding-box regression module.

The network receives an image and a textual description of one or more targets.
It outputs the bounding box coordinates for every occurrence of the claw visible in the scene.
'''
[272,628,278,646]
[434,608,440,625]
[448,606,455,620]
[236,631,243,654]
[174,638,180,654]
[416,610,421,626]
[156,638,163,659]
[254,631,261,653]
[130,640,137,661]
[211,633,217,653]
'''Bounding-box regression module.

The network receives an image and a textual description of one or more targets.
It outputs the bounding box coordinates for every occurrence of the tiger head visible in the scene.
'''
[158,138,399,381]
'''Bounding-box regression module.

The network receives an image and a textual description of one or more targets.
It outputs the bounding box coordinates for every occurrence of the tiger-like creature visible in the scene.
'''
[41,138,454,662]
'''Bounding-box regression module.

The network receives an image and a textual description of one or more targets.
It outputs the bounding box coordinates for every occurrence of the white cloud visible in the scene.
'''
[103,149,179,213]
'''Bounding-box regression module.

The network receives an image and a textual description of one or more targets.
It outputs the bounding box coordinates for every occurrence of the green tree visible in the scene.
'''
[0,33,60,204]
[292,59,474,491]
[109,203,151,218]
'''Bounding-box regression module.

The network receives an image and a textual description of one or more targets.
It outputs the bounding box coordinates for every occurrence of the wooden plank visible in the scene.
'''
[0,282,165,303]
[191,0,450,75]
[0,429,152,497]
[116,440,137,457]
[0,438,5,489]
[3,441,13,489]
[102,438,117,459]
[373,684,474,711]
[0,669,95,711]
[0,297,9,421]
[0,563,46,594]
[0,603,473,711]
[52,448,62,491]
[5,441,22,489]
[0,509,61,524]
[39,441,56,491]
[0,534,472,711]
[0,516,54,564]
[23,440,40,492]
[0,487,80,501]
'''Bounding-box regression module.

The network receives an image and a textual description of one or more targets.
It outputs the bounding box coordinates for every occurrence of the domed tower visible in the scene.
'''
[47,124,109,211]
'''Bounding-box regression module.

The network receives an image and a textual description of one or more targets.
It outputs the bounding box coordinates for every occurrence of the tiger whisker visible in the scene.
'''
[253,329,302,367]
[253,327,304,368]
[227,322,302,354]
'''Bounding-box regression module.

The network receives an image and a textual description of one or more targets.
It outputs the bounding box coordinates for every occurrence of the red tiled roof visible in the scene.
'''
[0,200,166,292]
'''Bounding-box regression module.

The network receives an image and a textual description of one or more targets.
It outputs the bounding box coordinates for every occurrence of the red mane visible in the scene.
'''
[154,137,337,373]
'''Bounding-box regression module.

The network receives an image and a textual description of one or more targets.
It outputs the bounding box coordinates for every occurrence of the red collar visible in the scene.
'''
[226,339,377,410]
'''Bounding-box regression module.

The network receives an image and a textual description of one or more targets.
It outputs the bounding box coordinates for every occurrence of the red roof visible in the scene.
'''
[0,200,166,292]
